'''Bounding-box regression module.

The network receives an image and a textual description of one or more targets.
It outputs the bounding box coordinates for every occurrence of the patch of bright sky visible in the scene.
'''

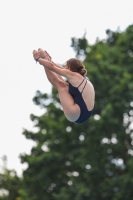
[0,0,133,176]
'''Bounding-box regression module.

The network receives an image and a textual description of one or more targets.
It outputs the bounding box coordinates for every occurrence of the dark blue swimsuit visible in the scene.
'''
[69,77,93,124]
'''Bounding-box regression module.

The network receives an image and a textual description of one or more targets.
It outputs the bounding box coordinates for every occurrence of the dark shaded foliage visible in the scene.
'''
[0,24,133,200]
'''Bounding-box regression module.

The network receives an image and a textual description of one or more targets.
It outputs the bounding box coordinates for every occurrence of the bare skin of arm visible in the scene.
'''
[33,49,85,86]
[38,49,65,81]
[42,50,64,69]
[52,62,64,69]
[34,48,72,80]
[37,57,72,79]
[37,56,85,87]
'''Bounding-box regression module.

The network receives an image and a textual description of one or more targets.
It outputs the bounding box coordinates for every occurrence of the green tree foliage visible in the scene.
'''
[20,24,133,200]
[0,24,133,199]
[0,156,22,200]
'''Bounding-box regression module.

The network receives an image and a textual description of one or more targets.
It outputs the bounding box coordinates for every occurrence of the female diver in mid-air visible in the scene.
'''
[32,48,95,124]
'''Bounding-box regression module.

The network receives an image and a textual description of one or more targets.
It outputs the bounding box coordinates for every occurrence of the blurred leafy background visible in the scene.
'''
[0,24,133,200]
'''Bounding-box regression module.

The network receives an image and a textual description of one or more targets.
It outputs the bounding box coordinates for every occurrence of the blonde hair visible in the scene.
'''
[66,58,87,76]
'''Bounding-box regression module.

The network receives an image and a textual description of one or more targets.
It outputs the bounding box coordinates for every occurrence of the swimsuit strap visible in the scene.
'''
[77,77,86,88]
[81,79,87,94]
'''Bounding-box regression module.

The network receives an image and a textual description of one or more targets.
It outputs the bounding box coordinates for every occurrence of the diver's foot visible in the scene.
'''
[38,48,51,61]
